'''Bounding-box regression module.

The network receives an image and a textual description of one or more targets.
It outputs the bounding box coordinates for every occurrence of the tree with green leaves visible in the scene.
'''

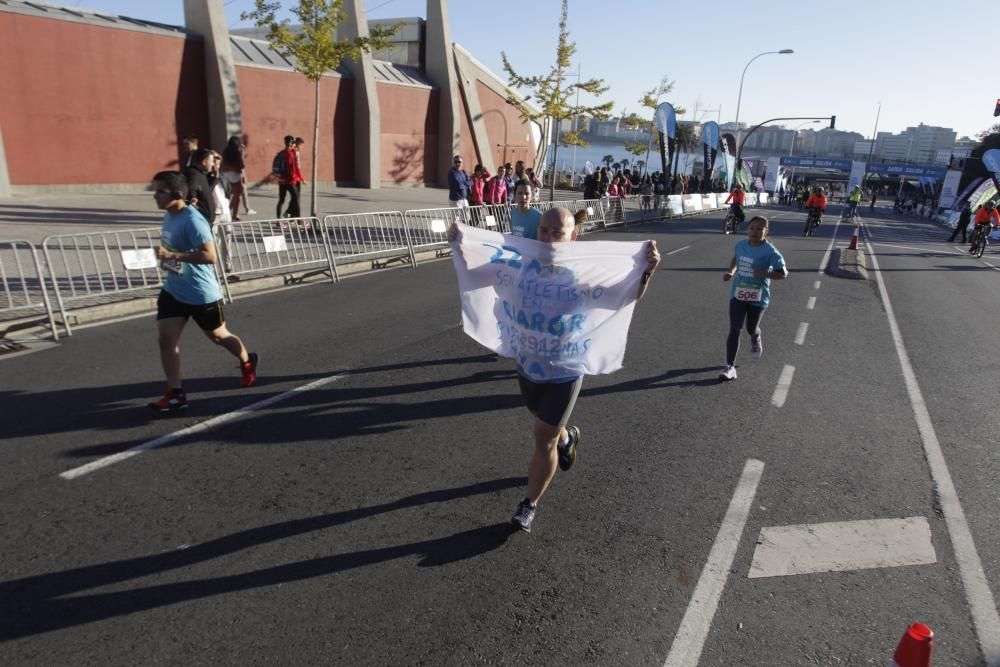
[242,0,398,215]
[501,0,613,199]
[636,160,645,173]
[673,122,697,178]
[602,154,614,169]
[612,162,621,173]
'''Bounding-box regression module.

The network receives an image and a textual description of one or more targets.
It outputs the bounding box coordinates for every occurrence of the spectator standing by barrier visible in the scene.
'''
[526,168,543,202]
[149,170,258,412]
[510,180,542,238]
[504,163,517,204]
[275,135,303,219]
[640,175,653,211]
[608,175,625,222]
[181,135,199,169]
[486,166,507,205]
[468,164,486,207]
[183,148,216,225]
[448,154,470,209]
[220,136,247,221]
[208,152,236,275]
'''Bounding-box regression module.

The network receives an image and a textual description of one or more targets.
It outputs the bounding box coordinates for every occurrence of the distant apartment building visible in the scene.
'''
[872,124,957,164]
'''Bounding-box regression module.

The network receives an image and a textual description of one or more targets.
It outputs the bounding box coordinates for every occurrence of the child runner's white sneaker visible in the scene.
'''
[751,336,763,360]
[719,365,738,381]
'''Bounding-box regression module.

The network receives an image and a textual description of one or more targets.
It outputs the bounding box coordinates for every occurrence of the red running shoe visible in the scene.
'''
[240,352,259,387]
[148,388,188,413]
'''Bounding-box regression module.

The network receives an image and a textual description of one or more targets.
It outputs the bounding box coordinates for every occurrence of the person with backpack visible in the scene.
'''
[274,135,303,219]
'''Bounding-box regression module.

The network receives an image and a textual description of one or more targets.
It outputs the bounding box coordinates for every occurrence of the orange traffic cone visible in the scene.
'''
[848,223,860,250]
[889,623,933,667]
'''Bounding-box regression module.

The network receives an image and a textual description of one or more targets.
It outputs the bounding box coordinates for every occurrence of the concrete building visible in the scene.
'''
[0,0,544,193]
[872,124,957,165]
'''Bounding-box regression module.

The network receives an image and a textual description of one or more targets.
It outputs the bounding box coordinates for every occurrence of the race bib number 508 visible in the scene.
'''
[735,284,761,302]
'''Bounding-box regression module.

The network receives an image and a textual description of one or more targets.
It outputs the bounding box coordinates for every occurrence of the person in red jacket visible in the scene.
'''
[725,183,746,231]
[468,165,487,206]
[969,200,1000,253]
[805,186,827,213]
[486,167,508,204]
[276,135,304,219]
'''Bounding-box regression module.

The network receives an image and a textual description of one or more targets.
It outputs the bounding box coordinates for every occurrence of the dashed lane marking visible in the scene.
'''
[770,365,795,408]
[60,373,347,480]
[663,459,764,667]
[666,245,691,256]
[806,296,816,310]
[813,280,821,290]
[794,323,809,346]
[818,218,843,274]
[865,238,1000,662]
[748,517,937,578]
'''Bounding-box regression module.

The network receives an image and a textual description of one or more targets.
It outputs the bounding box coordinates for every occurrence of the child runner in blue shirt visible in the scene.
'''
[719,215,787,381]
[509,179,542,239]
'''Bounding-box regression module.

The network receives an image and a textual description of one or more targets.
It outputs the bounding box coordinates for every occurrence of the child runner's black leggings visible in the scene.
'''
[727,298,764,365]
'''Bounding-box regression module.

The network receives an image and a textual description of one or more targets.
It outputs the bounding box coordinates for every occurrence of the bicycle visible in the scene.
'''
[723,205,742,234]
[803,207,822,236]
[969,224,994,258]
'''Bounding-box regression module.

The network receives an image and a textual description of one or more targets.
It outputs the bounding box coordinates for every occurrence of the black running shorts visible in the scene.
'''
[517,375,583,427]
[156,289,225,331]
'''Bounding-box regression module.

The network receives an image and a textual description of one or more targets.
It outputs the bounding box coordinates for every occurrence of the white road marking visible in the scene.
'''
[60,373,346,480]
[748,517,937,578]
[813,280,821,290]
[806,296,816,310]
[770,365,795,408]
[865,239,1000,662]
[666,245,691,256]
[664,459,764,667]
[872,242,959,254]
[818,218,843,274]
[794,322,809,346]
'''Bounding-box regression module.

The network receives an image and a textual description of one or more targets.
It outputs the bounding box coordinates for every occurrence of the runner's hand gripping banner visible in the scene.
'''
[451,223,647,380]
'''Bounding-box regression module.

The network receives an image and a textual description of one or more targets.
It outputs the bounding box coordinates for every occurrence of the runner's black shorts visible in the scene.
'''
[156,289,225,331]
[517,374,583,427]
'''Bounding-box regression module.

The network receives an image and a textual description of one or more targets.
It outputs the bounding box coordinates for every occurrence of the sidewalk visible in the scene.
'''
[0,184,583,244]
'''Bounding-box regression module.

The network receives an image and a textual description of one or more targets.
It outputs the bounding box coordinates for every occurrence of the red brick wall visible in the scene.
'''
[377,83,438,183]
[476,81,535,169]
[0,13,208,185]
[235,66,354,184]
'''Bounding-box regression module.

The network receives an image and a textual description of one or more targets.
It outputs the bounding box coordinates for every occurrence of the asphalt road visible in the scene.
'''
[1,205,997,666]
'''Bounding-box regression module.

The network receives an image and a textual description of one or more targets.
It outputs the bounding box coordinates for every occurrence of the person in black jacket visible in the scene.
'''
[948,202,973,244]
[183,147,217,224]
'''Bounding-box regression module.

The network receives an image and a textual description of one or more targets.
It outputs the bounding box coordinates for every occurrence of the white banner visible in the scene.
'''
[847,160,867,192]
[451,223,646,380]
[120,248,157,270]
[938,169,963,209]
[763,156,781,192]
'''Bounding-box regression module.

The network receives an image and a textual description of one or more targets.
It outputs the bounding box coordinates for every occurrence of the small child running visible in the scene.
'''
[719,216,787,381]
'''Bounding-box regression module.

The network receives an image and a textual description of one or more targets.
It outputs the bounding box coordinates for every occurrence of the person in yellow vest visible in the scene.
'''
[846,185,865,219]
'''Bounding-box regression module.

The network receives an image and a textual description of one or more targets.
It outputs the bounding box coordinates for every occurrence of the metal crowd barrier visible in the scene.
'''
[572,199,607,234]
[321,210,412,270]
[42,226,164,337]
[215,216,335,302]
[0,239,59,339]
[402,206,471,259]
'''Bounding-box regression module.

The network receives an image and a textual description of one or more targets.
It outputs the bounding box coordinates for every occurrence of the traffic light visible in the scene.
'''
[994,99,1000,117]
[829,115,836,129]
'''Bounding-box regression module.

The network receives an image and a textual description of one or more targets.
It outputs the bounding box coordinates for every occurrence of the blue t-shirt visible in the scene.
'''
[729,239,786,308]
[160,206,223,305]
[510,207,542,240]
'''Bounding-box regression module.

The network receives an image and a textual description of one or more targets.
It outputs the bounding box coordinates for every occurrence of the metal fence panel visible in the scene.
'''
[320,210,411,270]
[403,206,472,258]
[0,240,59,339]
[572,199,606,234]
[215,216,335,301]
[42,226,163,336]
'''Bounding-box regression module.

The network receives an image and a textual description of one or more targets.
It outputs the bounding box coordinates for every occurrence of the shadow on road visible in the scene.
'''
[0,477,523,640]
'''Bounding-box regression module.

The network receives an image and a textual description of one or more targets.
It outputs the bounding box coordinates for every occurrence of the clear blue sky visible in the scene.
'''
[64,0,995,140]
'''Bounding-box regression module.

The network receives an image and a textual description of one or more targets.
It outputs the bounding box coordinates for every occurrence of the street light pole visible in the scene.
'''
[734,49,794,148]
[569,65,582,187]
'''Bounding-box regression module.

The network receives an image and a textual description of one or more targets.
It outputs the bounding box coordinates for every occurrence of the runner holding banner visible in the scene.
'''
[449,210,660,533]
[655,103,677,196]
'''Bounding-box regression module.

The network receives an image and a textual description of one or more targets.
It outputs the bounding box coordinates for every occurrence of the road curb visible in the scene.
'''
[828,248,868,280]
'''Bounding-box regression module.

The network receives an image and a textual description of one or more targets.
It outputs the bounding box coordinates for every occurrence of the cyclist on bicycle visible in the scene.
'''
[725,183,746,233]
[805,187,827,220]
[969,200,999,253]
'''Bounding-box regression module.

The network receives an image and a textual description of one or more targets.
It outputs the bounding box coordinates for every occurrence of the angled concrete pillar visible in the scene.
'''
[425,0,461,186]
[183,0,242,149]
[0,124,11,197]
[453,47,494,174]
[340,0,380,188]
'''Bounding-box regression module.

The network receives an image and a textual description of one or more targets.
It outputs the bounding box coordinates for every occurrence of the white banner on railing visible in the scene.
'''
[451,223,646,380]
[120,248,157,270]
[764,156,780,192]
[263,235,288,253]
[847,161,867,192]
